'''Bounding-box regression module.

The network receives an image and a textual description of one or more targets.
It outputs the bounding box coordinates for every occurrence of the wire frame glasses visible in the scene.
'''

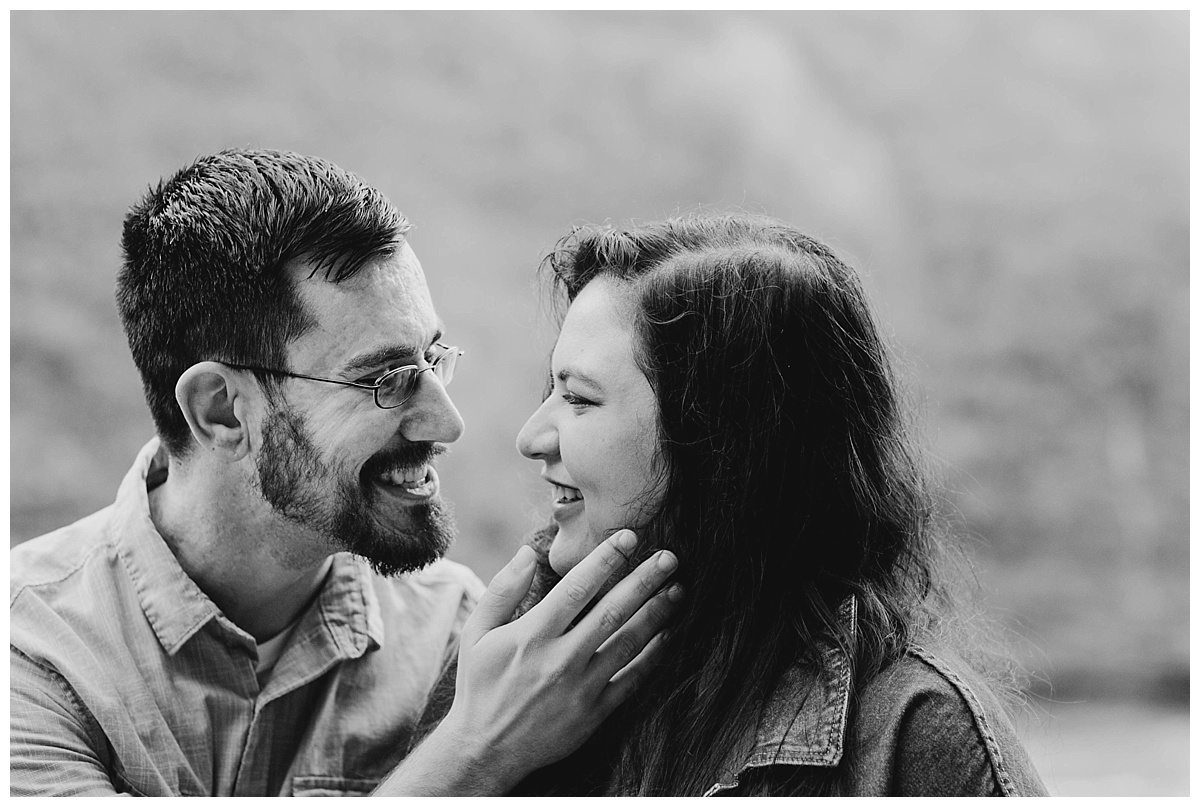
[222,342,461,409]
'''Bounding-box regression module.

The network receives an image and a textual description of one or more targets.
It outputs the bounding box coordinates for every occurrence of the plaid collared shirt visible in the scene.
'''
[10,438,484,796]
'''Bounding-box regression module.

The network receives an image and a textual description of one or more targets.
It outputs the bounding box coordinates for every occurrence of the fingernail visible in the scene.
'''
[511,545,536,569]
[616,530,637,551]
[667,583,684,602]
[657,550,678,572]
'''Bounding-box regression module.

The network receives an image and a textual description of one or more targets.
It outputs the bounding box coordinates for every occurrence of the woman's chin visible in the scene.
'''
[547,541,576,577]
[547,529,600,576]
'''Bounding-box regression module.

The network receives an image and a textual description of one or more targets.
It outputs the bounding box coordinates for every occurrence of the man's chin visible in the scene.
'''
[343,498,457,578]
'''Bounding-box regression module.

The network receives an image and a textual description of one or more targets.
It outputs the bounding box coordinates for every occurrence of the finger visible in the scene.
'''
[461,544,538,645]
[596,627,673,716]
[569,547,679,656]
[530,529,640,636]
[588,579,683,681]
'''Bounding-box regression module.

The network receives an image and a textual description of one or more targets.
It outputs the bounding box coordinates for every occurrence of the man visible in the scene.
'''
[10,149,681,796]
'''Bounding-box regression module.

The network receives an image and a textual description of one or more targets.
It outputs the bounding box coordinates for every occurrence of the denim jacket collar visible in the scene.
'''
[705,596,856,796]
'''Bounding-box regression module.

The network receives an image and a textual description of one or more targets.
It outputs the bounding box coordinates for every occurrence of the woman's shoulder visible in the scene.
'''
[850,645,1047,796]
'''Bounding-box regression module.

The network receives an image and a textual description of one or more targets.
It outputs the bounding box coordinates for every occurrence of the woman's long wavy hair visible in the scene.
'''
[513,214,1018,796]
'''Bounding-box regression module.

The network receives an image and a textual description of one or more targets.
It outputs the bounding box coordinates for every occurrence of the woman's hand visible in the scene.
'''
[376,529,681,795]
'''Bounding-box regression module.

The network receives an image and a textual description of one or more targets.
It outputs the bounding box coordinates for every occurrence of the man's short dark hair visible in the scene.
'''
[117,148,409,456]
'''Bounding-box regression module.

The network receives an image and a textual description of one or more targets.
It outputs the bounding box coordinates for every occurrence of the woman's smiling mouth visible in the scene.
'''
[550,482,584,520]
[552,483,582,504]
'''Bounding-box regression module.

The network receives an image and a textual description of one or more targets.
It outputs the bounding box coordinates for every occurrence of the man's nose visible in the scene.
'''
[516,397,557,460]
[398,371,465,443]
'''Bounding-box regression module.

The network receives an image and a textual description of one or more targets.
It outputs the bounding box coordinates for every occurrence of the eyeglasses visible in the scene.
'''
[221,343,462,410]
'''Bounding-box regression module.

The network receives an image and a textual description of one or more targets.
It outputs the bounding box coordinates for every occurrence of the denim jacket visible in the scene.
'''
[413,586,1047,797]
[705,596,1047,796]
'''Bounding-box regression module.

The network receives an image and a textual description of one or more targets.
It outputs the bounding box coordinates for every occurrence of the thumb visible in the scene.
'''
[462,544,538,644]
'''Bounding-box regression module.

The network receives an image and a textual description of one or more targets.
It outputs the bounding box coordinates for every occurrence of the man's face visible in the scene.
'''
[250,243,466,576]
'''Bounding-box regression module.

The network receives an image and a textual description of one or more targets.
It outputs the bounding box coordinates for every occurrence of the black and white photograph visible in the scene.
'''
[9,10,1188,797]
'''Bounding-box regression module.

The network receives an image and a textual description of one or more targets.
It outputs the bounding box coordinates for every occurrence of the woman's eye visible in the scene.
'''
[561,391,595,408]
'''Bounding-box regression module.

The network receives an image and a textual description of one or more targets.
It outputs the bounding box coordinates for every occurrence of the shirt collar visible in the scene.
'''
[706,596,856,795]
[257,552,384,702]
[113,437,384,658]
[113,438,224,655]
[311,552,385,657]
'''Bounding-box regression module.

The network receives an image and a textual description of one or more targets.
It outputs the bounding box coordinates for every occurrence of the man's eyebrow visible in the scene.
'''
[343,329,444,375]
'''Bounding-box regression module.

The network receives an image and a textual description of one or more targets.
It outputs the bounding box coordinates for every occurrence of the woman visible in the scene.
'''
[506,214,1046,796]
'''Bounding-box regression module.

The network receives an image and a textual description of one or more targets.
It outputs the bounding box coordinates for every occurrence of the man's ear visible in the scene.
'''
[176,362,253,461]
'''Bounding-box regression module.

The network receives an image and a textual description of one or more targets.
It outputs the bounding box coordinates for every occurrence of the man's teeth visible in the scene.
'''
[553,484,582,503]
[378,465,431,490]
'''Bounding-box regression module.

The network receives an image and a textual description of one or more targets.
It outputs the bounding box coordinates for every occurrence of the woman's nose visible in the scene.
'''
[516,397,557,460]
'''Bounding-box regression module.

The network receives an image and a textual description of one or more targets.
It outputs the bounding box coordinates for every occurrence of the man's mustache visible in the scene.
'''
[362,442,447,475]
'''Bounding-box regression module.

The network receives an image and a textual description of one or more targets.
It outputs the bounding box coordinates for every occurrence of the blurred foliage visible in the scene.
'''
[9,10,1187,701]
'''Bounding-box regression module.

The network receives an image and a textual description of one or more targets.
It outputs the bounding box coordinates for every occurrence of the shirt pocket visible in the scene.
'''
[291,775,381,796]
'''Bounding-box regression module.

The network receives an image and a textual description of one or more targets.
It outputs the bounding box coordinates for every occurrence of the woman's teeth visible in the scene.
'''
[553,484,582,504]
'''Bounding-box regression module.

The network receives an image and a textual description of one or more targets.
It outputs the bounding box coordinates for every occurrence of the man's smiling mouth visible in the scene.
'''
[377,464,437,497]
[364,444,446,501]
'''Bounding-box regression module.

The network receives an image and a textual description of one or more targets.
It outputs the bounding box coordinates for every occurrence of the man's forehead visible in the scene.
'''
[288,243,442,369]
[287,240,424,288]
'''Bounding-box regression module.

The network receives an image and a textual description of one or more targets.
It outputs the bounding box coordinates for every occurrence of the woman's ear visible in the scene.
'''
[175,362,252,461]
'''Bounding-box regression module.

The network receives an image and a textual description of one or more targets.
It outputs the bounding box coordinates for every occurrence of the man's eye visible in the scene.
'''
[427,342,456,365]
[359,366,401,384]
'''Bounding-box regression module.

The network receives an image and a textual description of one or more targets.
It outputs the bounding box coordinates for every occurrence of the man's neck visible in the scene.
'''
[147,456,334,643]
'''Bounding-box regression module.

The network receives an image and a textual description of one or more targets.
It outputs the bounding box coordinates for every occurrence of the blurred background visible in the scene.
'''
[10,10,1188,795]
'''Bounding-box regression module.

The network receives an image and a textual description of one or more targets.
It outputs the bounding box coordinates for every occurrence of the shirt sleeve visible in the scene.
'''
[10,648,126,797]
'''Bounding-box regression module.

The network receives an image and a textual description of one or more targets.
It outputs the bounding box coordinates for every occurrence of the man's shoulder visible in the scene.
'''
[367,557,487,606]
[10,506,134,677]
[11,506,118,607]
[357,558,485,656]
[412,557,486,591]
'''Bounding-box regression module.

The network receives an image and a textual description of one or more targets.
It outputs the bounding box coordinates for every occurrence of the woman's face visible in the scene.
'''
[516,276,665,575]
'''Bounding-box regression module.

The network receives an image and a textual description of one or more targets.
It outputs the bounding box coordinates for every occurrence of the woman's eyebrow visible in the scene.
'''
[557,366,604,391]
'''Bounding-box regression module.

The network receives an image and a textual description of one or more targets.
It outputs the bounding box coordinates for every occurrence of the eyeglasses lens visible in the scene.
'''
[434,347,458,385]
[376,346,459,409]
[377,369,416,408]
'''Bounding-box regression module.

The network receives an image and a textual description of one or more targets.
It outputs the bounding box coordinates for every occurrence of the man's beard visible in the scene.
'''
[254,404,455,576]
